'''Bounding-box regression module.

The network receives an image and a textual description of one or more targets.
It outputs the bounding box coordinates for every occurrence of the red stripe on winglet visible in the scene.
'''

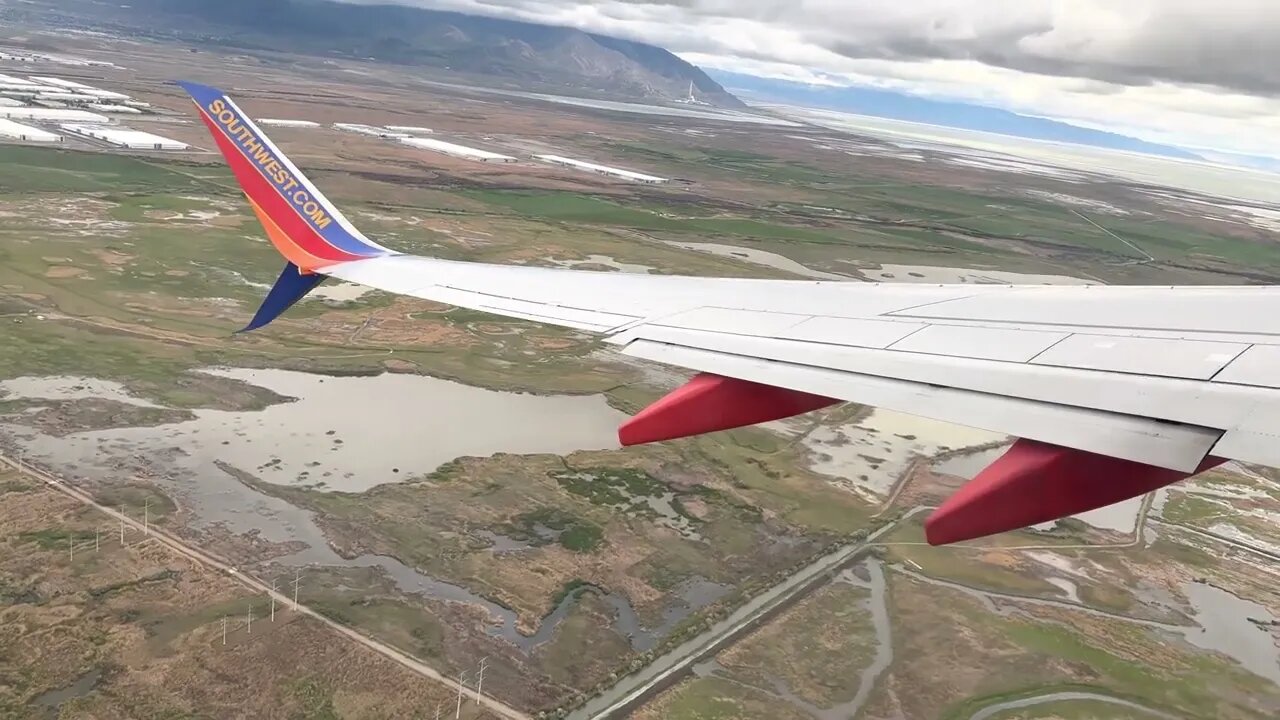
[618,373,838,446]
[195,107,361,264]
[925,439,1225,545]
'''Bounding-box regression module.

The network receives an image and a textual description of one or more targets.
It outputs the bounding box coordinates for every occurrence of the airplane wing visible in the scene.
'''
[179,81,1280,545]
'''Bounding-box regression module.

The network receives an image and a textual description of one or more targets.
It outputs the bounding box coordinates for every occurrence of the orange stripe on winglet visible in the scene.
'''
[245,195,332,272]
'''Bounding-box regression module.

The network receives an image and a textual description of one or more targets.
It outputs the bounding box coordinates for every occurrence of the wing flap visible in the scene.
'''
[622,338,1221,471]
[608,324,1265,434]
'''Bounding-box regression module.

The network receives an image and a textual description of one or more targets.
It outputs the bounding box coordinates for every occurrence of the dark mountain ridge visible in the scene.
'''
[68,0,745,108]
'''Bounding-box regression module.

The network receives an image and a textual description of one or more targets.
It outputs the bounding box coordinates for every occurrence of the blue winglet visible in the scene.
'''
[238,262,326,333]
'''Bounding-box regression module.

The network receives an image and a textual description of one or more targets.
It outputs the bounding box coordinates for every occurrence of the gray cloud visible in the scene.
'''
[344,0,1280,96]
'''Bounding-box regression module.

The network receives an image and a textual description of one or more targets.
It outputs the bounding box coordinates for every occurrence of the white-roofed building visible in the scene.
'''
[60,123,189,150]
[28,76,92,89]
[334,122,410,139]
[534,154,668,184]
[0,74,43,86]
[1,107,109,122]
[0,118,62,142]
[385,125,433,134]
[400,137,516,162]
[27,76,130,101]
[86,103,142,114]
[0,98,24,107]
[259,118,320,128]
[32,91,101,103]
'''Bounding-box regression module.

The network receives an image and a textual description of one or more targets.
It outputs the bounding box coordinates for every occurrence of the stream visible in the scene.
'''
[968,691,1179,720]
[0,371,727,654]
[693,559,893,720]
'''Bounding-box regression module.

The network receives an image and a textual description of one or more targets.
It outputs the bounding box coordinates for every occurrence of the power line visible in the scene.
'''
[475,657,489,706]
[455,671,467,719]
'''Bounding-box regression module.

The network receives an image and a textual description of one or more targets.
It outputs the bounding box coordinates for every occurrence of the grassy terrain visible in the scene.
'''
[3,48,1279,720]
[860,572,1279,720]
[630,676,814,720]
[982,697,1178,719]
[0,479,499,720]
[718,581,876,708]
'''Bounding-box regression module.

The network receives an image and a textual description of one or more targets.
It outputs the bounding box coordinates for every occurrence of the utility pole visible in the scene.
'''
[68,533,74,562]
[119,506,126,545]
[247,604,252,635]
[475,657,488,705]
[221,616,227,646]
[143,498,151,535]
[14,449,22,477]
[455,671,467,719]
[94,528,99,552]
[270,578,277,622]
[292,568,301,610]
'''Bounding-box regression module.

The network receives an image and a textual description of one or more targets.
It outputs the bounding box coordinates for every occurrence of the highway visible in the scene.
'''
[0,452,529,720]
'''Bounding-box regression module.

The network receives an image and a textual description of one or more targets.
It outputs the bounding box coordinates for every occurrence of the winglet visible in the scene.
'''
[176,80,393,331]
[239,262,328,333]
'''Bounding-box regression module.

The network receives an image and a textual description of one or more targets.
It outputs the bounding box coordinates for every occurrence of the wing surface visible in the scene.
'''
[178,79,1280,544]
[328,254,1280,472]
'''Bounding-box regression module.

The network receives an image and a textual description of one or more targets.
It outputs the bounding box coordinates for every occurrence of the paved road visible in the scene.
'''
[568,508,929,719]
[0,453,529,720]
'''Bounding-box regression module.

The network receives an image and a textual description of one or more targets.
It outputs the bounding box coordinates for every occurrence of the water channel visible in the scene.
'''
[0,370,727,654]
[968,691,1179,720]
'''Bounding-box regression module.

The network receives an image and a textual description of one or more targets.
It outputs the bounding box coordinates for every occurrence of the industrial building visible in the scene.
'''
[27,76,129,100]
[534,154,668,184]
[0,118,62,142]
[60,123,189,150]
[86,103,142,114]
[385,125,433,134]
[400,136,516,163]
[31,91,100,103]
[0,73,41,86]
[1,107,108,122]
[334,122,410,139]
[260,118,320,128]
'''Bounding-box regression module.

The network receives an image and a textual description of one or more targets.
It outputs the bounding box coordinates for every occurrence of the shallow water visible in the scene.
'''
[968,692,1178,720]
[806,409,1002,499]
[860,263,1095,286]
[0,369,720,655]
[1180,581,1280,685]
[11,367,627,493]
[663,241,852,280]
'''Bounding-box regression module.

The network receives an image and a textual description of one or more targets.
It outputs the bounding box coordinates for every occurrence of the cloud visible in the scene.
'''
[341,0,1280,157]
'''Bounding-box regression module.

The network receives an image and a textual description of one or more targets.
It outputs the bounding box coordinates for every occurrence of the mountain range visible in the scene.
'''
[709,70,1206,162]
[44,0,743,108]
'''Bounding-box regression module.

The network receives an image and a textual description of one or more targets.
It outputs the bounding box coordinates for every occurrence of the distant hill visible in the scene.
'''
[53,0,744,108]
[710,70,1203,161]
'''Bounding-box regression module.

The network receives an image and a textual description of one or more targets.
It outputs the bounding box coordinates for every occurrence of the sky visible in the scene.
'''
[344,0,1280,159]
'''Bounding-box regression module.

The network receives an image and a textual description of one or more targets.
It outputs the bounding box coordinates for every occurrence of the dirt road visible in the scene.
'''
[0,452,530,720]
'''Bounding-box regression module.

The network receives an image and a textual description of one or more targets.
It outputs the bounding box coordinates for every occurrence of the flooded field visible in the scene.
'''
[663,241,853,280]
[856,263,1096,285]
[798,409,1002,500]
[664,240,1099,286]
[7,368,627,494]
[0,368,747,657]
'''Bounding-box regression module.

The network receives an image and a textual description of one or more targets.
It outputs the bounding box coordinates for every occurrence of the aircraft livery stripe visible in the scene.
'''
[180,81,384,258]
[194,105,361,265]
[245,194,335,271]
